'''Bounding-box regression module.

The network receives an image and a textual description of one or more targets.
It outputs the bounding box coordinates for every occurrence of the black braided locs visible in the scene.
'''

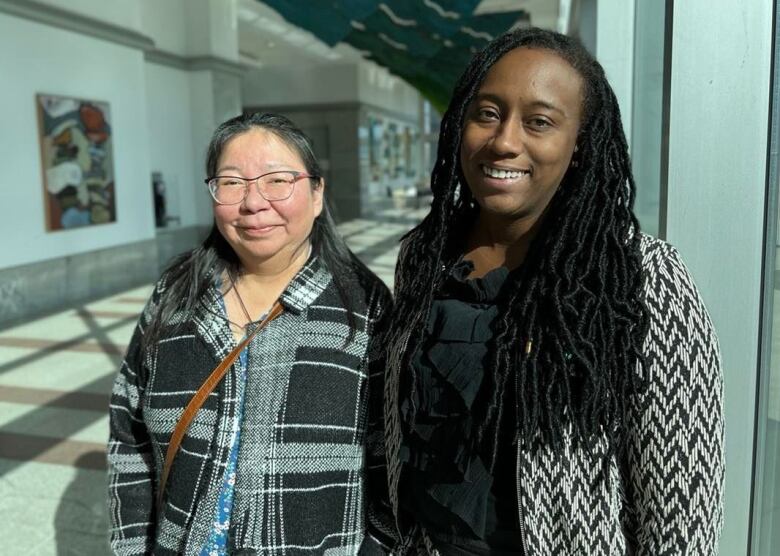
[389,28,650,465]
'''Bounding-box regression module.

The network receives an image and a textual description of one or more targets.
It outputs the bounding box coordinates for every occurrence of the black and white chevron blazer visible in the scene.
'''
[364,233,724,555]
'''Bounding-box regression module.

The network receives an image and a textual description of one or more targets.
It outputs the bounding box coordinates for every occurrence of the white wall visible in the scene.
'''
[141,0,239,61]
[0,12,154,269]
[141,0,188,56]
[145,63,241,231]
[189,71,220,226]
[242,63,360,107]
[144,63,201,228]
[32,0,143,33]
[243,58,421,119]
[142,0,241,230]
[186,0,239,61]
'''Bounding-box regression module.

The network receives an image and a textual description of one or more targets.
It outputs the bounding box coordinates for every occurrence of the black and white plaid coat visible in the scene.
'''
[364,234,725,555]
[108,255,391,555]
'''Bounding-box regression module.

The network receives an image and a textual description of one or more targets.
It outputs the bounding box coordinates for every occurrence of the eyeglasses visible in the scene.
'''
[205,171,319,205]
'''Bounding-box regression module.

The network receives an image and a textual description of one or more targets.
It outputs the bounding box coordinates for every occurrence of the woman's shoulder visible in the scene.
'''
[135,271,173,323]
[636,232,719,350]
[139,250,209,326]
[637,232,681,269]
[319,256,392,314]
[637,233,701,294]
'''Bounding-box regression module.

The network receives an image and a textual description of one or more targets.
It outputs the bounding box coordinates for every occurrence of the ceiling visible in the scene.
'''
[239,1,560,112]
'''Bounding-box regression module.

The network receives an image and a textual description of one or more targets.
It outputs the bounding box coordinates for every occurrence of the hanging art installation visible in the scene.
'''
[36,93,116,231]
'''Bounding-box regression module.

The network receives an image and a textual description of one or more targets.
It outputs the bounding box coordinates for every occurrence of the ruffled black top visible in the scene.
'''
[399,259,524,554]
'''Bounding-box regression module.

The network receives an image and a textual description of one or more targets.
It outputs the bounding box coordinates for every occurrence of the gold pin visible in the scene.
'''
[525,340,533,354]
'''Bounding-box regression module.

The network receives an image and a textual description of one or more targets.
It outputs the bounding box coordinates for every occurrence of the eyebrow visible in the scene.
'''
[527,100,566,116]
[215,162,288,175]
[216,165,243,174]
[474,93,566,117]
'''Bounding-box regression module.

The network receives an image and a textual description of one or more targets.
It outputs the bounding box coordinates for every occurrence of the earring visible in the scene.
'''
[571,145,580,168]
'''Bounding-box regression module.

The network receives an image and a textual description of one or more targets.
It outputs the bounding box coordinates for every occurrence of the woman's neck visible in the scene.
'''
[240,245,309,288]
[223,241,311,338]
[464,212,545,278]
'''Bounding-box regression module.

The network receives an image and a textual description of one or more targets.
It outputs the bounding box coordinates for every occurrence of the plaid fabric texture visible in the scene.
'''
[108,255,391,555]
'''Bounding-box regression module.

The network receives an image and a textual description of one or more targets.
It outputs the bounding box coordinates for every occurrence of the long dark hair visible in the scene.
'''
[144,112,377,350]
[391,28,650,462]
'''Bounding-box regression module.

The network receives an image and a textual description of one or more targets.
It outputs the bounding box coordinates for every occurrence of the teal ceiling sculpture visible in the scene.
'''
[259,1,529,112]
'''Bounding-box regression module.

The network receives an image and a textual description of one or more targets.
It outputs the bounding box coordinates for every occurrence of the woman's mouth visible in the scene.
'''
[240,224,279,235]
[480,164,532,180]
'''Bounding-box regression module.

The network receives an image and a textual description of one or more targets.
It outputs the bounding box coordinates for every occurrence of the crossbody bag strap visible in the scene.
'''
[156,301,284,514]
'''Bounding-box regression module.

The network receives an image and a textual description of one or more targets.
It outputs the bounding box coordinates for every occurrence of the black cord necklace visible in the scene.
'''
[228,275,263,336]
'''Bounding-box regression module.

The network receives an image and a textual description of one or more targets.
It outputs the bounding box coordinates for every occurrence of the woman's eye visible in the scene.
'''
[476,108,499,120]
[528,118,552,129]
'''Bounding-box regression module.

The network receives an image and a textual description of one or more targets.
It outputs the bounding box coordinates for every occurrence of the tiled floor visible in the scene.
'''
[0,208,426,555]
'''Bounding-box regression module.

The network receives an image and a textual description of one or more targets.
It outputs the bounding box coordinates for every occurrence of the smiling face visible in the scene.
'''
[460,47,584,227]
[212,128,323,270]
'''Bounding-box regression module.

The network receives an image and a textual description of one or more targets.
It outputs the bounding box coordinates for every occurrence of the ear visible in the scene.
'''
[312,177,324,218]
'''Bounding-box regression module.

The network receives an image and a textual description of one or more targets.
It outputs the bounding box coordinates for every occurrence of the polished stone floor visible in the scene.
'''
[0,207,425,555]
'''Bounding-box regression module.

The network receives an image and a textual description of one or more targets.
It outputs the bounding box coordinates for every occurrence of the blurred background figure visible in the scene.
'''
[152,171,167,228]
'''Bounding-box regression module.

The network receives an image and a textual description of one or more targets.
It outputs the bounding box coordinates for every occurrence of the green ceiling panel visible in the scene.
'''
[358,12,442,57]
[262,0,380,45]
[258,0,529,110]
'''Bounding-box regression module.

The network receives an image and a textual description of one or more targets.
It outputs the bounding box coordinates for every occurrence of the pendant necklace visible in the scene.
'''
[229,275,260,336]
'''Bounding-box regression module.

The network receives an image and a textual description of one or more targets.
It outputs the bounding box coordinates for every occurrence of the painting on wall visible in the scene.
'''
[36,93,116,231]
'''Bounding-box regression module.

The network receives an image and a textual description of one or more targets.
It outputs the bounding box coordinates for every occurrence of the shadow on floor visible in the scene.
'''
[54,451,110,555]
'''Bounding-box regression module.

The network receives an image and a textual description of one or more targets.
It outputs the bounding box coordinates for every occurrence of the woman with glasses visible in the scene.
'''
[365,28,724,554]
[108,113,391,555]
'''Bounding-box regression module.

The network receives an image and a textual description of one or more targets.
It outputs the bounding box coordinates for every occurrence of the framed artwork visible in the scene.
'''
[36,93,116,231]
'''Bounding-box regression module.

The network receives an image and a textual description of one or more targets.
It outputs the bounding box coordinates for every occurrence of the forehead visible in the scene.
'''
[220,128,303,166]
[477,47,584,116]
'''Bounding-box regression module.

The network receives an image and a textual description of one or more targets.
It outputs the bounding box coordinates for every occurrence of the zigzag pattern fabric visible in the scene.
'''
[374,234,724,555]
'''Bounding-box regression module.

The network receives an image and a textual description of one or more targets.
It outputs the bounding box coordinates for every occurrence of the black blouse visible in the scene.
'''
[399,259,524,554]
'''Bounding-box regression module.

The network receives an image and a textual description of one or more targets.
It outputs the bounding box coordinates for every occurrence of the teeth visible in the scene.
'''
[481,165,527,179]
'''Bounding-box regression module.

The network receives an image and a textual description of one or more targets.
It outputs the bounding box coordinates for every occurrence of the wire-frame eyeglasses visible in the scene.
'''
[205,170,319,205]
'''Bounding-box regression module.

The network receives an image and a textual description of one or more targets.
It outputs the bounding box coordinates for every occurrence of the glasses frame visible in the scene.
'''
[204,170,320,205]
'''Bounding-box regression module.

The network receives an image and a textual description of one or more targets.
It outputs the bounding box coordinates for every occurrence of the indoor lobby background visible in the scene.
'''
[0,0,776,554]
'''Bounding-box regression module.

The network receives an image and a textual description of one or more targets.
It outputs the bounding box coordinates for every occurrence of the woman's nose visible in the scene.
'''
[242,179,271,211]
[490,119,524,157]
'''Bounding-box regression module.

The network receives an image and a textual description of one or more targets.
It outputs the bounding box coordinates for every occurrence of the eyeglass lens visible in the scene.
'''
[208,171,298,204]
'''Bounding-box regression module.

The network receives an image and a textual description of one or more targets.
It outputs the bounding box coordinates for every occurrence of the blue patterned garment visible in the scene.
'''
[199,347,247,556]
[200,301,264,555]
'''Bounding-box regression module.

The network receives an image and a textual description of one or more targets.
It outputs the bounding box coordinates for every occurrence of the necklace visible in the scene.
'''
[229,275,261,335]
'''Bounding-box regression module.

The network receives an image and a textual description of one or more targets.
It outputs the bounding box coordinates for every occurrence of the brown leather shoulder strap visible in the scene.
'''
[156,301,284,513]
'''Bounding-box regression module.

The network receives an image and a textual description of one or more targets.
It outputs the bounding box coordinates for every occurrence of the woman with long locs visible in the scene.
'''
[362,28,724,555]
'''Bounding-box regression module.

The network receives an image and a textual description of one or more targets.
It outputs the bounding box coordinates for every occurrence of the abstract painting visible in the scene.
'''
[36,94,116,231]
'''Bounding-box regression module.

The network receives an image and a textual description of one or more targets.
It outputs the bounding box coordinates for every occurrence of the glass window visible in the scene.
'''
[754,4,780,552]
[755,166,780,555]
[630,0,668,238]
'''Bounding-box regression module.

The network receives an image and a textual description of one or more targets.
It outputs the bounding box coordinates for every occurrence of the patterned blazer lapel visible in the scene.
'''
[191,282,235,362]
[278,255,331,314]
